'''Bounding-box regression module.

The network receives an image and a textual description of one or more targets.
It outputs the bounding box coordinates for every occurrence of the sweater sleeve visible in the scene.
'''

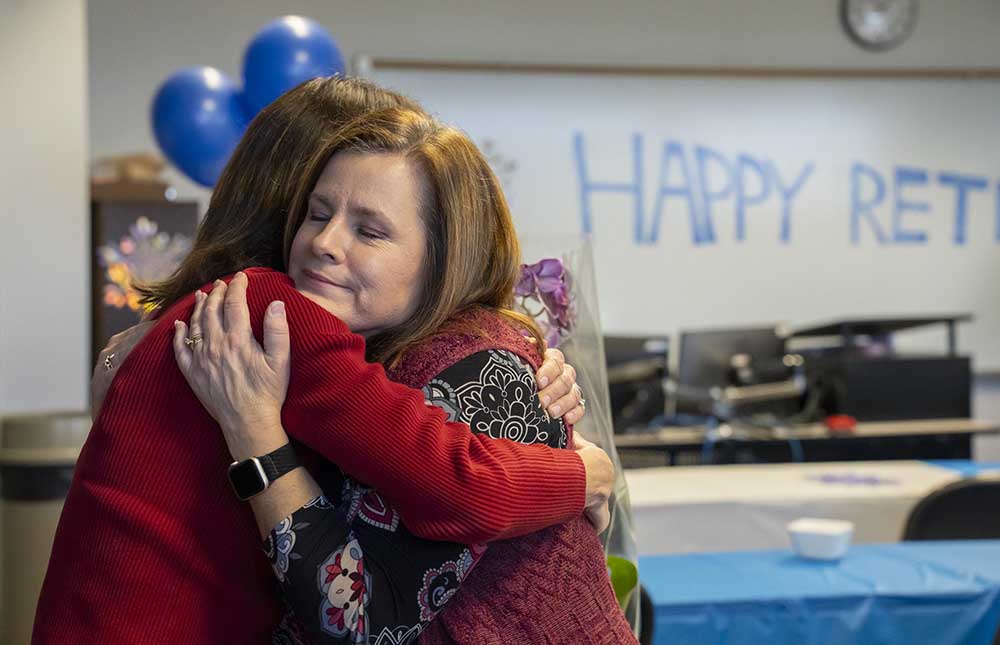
[240,269,586,544]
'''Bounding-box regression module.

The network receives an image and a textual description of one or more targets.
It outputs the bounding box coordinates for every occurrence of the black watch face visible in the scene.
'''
[228,459,267,500]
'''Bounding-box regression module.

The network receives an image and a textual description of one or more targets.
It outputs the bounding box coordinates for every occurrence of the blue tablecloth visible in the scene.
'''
[926,460,1000,478]
[640,541,1000,645]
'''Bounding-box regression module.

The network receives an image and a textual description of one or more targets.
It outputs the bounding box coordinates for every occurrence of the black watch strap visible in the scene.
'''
[257,443,300,482]
[228,443,301,501]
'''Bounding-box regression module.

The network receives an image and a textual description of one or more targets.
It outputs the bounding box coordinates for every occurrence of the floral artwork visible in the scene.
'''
[515,258,574,348]
[97,216,192,312]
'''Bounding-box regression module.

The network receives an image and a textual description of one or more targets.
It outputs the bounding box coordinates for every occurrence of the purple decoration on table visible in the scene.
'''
[808,473,901,486]
[515,258,574,348]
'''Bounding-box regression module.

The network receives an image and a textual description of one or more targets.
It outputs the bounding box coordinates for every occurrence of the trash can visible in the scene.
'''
[0,412,90,645]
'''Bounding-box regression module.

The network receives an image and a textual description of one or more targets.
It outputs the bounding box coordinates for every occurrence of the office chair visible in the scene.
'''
[902,476,1000,541]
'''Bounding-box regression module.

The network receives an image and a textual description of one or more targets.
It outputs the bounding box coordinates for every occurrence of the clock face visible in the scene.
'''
[841,0,919,51]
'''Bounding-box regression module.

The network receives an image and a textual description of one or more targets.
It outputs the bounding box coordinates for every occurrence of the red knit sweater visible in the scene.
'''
[32,268,586,645]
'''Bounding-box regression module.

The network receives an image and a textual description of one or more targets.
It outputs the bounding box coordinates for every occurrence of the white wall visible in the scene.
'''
[86,0,1000,208]
[0,0,88,415]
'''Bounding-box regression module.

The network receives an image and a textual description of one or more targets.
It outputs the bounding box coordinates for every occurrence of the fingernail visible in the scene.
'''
[174,320,181,329]
[236,271,245,279]
[269,301,285,315]
[196,290,204,301]
[539,376,549,387]
[215,280,224,287]
[551,404,562,416]
[542,395,551,406]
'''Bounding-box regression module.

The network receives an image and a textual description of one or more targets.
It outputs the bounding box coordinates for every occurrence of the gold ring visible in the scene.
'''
[184,334,203,348]
[104,352,116,371]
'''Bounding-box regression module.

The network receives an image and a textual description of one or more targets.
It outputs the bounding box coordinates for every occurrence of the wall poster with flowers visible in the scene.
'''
[90,199,198,364]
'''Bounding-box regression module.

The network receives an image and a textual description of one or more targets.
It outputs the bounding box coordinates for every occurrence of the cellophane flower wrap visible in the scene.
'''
[515,236,640,632]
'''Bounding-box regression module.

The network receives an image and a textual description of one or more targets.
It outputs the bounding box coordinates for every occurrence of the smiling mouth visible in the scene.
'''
[302,269,350,291]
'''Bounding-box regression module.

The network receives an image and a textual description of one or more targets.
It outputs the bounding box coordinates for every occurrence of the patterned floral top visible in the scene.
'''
[267,349,568,645]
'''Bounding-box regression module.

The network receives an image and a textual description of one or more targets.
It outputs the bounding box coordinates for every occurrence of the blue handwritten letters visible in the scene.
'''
[851,164,993,246]
[574,132,997,246]
[574,132,813,244]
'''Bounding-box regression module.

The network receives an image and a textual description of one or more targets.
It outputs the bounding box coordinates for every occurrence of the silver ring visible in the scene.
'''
[104,352,116,371]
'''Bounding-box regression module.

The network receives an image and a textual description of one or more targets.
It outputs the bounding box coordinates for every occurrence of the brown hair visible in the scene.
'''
[138,76,421,308]
[284,108,542,366]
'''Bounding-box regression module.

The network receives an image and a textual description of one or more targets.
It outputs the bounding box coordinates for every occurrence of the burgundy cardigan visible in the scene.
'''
[388,309,637,645]
[32,268,587,645]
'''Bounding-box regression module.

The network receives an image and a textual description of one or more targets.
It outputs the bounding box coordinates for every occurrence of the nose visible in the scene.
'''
[311,217,349,264]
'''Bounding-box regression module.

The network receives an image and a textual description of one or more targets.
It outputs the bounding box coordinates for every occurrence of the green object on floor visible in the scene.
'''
[607,555,639,609]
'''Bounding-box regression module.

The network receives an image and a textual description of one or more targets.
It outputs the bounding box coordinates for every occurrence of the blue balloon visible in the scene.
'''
[242,16,345,116]
[151,66,249,187]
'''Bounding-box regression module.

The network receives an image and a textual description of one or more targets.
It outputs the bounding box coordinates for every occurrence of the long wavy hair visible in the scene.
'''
[283,108,543,366]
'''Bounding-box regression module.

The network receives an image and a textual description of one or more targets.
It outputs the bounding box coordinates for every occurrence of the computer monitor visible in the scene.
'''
[677,326,785,390]
[603,335,669,433]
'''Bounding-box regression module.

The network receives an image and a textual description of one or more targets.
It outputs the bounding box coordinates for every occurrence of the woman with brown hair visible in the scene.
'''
[33,78,610,645]
[174,108,636,643]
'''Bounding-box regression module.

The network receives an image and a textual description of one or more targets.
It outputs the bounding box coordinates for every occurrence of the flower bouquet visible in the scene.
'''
[515,237,640,631]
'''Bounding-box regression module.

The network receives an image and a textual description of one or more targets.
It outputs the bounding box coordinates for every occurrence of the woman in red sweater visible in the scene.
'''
[171,109,636,643]
[32,79,611,645]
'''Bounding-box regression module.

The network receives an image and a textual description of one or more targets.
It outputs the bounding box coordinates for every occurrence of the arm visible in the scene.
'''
[249,350,565,643]
[173,270,611,544]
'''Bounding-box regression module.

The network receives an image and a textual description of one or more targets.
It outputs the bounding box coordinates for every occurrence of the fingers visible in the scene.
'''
[263,301,290,373]
[173,320,193,376]
[188,290,206,343]
[563,402,586,426]
[548,381,583,419]
[202,280,227,350]
[535,347,565,389]
[223,272,252,339]
[538,362,575,413]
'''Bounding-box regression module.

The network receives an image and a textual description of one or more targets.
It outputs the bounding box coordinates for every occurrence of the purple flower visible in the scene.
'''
[516,258,565,296]
[515,257,575,348]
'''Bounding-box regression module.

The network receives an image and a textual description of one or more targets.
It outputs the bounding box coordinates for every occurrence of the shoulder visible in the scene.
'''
[424,349,566,448]
[390,308,540,387]
[242,268,350,336]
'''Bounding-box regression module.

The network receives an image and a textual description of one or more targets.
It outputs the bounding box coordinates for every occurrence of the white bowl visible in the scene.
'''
[786,518,854,561]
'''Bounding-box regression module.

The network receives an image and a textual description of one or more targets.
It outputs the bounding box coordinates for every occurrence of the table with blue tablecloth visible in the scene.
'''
[640,540,1000,645]
[626,460,1000,556]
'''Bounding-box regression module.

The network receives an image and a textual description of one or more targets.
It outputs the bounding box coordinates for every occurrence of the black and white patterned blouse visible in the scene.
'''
[267,349,567,645]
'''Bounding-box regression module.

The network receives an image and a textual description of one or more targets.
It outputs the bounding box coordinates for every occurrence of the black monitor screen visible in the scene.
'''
[677,326,784,389]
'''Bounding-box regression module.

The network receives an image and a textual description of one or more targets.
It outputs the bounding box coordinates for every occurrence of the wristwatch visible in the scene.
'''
[227,443,300,501]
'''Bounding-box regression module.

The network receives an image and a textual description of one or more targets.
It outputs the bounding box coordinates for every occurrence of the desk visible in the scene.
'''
[615,418,1000,467]
[625,460,972,555]
[640,541,1000,645]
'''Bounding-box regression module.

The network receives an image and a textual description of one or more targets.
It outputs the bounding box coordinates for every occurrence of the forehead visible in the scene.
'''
[313,150,424,206]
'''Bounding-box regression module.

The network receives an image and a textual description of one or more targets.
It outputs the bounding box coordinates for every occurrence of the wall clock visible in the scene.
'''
[841,0,918,51]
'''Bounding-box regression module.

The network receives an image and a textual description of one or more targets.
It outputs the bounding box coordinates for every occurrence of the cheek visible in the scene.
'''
[373,252,425,316]
[287,231,309,273]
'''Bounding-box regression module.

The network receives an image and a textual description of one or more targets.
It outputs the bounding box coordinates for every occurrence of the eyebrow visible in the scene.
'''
[309,192,395,232]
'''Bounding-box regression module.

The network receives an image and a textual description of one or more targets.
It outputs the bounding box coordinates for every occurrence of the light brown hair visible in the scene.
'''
[138,76,421,309]
[284,108,542,366]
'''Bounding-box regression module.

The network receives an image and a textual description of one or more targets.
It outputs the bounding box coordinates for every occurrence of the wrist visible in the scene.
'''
[221,416,289,462]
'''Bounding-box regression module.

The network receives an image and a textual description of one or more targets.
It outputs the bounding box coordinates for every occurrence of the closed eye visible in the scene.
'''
[357,226,385,240]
